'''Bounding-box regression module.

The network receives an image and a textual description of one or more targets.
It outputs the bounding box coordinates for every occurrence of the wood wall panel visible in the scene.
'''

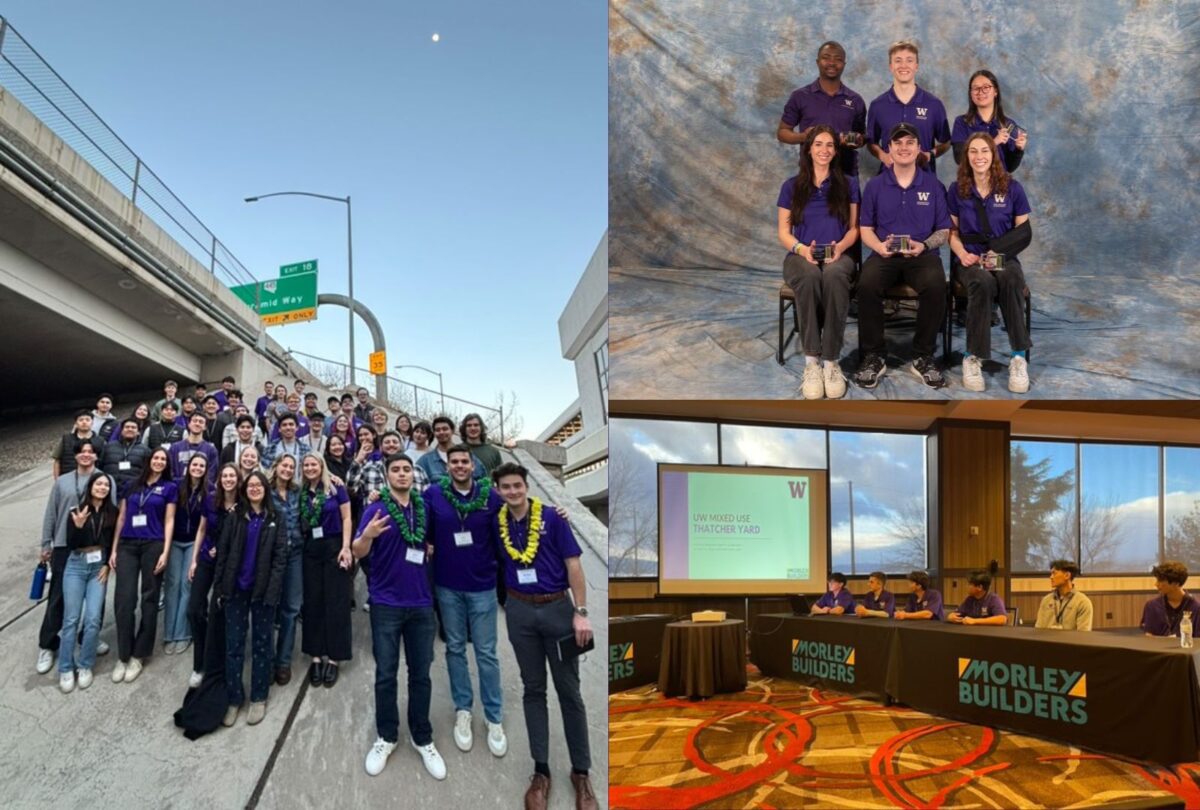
[938,422,1008,572]
[1010,576,1156,593]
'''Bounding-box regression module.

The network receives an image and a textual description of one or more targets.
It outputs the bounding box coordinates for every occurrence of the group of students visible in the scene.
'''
[776,39,1033,398]
[37,376,598,810]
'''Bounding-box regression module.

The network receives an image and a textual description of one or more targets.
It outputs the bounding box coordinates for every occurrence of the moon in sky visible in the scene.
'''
[432,33,440,42]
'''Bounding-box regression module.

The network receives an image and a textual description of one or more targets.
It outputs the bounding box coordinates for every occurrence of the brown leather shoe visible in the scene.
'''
[523,773,550,810]
[275,666,291,686]
[570,772,598,810]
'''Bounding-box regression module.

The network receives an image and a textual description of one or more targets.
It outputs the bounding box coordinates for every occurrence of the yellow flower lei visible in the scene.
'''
[499,498,543,565]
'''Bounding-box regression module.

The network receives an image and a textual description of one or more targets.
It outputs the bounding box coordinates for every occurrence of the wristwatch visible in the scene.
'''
[574,606,589,617]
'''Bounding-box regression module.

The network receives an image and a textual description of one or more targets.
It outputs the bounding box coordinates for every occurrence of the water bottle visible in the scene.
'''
[29,562,48,600]
[1182,613,1194,649]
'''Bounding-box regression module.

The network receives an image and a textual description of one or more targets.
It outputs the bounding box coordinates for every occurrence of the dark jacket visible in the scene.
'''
[212,508,288,606]
[219,440,264,467]
[145,421,185,450]
[101,439,151,498]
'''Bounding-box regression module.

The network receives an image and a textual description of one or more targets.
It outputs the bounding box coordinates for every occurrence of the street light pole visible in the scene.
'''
[394,365,445,414]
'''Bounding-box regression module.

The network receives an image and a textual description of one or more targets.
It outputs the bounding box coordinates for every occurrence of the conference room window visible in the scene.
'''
[828,431,927,575]
[1165,446,1200,570]
[609,418,718,577]
[1079,443,1160,574]
[719,424,826,468]
[1011,440,1077,572]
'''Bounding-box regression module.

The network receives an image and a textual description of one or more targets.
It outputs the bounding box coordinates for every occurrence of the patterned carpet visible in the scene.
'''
[610,671,1200,809]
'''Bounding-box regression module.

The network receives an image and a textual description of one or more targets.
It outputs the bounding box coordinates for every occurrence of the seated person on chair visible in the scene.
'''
[947,570,1008,626]
[777,124,860,401]
[855,122,951,390]
[1034,559,1093,631]
[1141,561,1200,637]
[895,570,944,621]
[948,131,1032,395]
[855,570,895,618]
[810,571,855,615]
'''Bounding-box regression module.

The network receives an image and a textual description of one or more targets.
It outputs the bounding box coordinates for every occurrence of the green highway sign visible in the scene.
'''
[279,259,317,277]
[231,271,318,326]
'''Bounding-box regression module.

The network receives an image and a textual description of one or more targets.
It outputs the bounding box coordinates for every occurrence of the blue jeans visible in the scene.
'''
[162,541,193,642]
[59,551,106,673]
[274,545,303,669]
[370,604,435,745]
[436,586,502,723]
[225,590,275,705]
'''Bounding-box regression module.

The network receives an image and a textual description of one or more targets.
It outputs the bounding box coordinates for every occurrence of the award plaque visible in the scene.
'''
[839,131,863,148]
[887,235,911,253]
[983,251,1006,271]
[811,243,838,262]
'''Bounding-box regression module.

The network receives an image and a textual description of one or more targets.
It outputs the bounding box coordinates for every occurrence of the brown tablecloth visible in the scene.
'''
[657,619,747,698]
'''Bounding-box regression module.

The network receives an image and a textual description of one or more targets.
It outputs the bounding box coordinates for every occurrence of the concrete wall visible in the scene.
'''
[557,233,608,435]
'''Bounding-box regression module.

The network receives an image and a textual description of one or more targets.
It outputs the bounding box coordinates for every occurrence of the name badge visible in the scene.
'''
[517,568,538,585]
[405,547,425,565]
[161,443,170,450]
[85,549,103,564]
[312,527,324,539]
[454,531,473,547]
[131,514,148,528]
[118,461,132,471]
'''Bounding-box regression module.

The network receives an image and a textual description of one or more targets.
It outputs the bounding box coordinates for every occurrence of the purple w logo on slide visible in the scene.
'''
[788,480,807,499]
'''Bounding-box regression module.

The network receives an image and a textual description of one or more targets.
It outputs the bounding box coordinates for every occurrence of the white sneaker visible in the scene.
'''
[36,649,54,674]
[453,710,473,751]
[823,363,846,399]
[1008,355,1030,394]
[800,363,824,400]
[189,670,204,688]
[486,721,508,757]
[59,671,75,693]
[962,355,985,392]
[365,737,397,776]
[111,660,127,683]
[96,640,110,656]
[124,657,143,683]
[411,739,447,780]
[77,668,94,689]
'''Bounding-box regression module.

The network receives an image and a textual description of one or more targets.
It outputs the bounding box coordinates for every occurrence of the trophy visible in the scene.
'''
[983,251,1005,271]
[886,235,911,253]
[839,131,864,148]
[811,243,838,262]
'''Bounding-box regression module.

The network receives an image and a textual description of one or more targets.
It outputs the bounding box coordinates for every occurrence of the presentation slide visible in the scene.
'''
[657,464,829,596]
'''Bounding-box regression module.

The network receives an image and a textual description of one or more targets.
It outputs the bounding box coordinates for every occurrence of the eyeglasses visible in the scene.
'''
[970,85,995,94]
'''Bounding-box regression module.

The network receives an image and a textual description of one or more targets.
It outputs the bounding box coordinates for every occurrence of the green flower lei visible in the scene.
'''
[299,486,327,527]
[381,487,426,547]
[438,475,492,520]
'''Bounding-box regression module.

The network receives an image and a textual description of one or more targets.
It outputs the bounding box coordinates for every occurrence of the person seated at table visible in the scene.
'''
[1140,561,1200,637]
[854,570,895,618]
[810,572,855,615]
[1034,559,1093,631]
[895,571,943,621]
[947,570,1007,626]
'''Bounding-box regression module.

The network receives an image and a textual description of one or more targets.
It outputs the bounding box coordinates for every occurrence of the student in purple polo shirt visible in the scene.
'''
[213,471,288,727]
[866,41,950,173]
[426,445,508,757]
[353,453,448,781]
[895,570,944,621]
[777,125,861,400]
[855,571,896,618]
[169,412,219,485]
[494,462,597,810]
[952,70,1027,174]
[254,380,274,425]
[185,462,241,688]
[949,132,1033,395]
[1141,561,1200,637]
[110,447,177,683]
[948,570,1008,626]
[213,375,236,410]
[856,122,952,389]
[162,454,210,656]
[811,572,855,614]
[298,452,354,689]
[777,40,867,176]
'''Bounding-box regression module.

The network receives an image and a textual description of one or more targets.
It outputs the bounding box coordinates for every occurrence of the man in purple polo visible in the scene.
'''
[948,570,1008,626]
[810,572,855,614]
[866,40,950,173]
[777,40,867,176]
[855,122,951,389]
[855,571,896,618]
[168,412,219,484]
[895,570,944,621]
[213,375,236,410]
[1141,561,1200,637]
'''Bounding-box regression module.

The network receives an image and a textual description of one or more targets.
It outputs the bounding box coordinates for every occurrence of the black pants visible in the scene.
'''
[960,258,1031,358]
[115,539,164,661]
[856,252,946,358]
[38,546,69,651]
[188,557,217,673]
[301,536,353,661]
[782,252,856,360]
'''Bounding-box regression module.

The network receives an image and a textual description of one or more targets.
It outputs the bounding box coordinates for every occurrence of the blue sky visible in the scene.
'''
[0,1,606,436]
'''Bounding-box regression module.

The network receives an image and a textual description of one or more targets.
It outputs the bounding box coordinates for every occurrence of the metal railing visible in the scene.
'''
[285,349,507,443]
[0,17,256,288]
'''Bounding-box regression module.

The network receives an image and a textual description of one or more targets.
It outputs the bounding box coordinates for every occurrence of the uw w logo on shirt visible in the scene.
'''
[916,106,928,117]
[916,192,931,205]
[993,194,1007,206]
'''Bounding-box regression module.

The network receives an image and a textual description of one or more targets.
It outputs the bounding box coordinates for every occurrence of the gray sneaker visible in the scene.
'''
[910,355,947,389]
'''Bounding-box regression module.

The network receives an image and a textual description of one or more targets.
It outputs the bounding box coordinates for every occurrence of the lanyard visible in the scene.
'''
[136,484,155,514]
[1053,591,1075,625]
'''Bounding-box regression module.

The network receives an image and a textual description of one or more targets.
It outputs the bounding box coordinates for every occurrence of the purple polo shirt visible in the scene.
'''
[358,499,433,609]
[951,114,1024,170]
[121,481,178,541]
[904,588,945,620]
[255,395,271,420]
[946,178,1031,255]
[863,589,895,617]
[173,487,211,544]
[815,588,855,611]
[956,591,1007,619]
[867,85,950,170]
[200,500,236,561]
[776,175,861,248]
[781,79,867,175]
[270,415,311,441]
[860,167,951,257]
[236,511,267,592]
[168,438,218,483]
[1140,594,1200,637]
[302,484,350,540]
[497,503,581,595]
[426,482,502,592]
[213,391,229,410]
